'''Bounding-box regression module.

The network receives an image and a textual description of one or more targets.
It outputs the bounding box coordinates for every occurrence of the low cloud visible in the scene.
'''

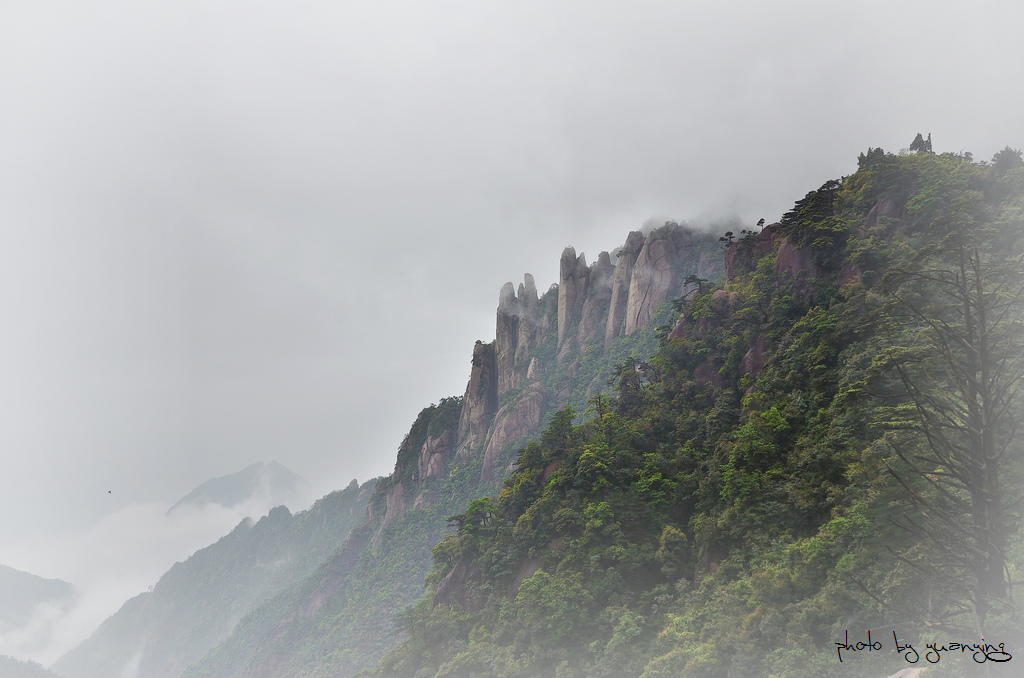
[0,490,310,666]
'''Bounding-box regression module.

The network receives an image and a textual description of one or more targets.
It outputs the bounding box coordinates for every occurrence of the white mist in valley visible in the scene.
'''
[0,484,313,666]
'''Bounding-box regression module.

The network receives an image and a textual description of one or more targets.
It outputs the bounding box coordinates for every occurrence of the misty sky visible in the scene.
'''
[1,1,1022,553]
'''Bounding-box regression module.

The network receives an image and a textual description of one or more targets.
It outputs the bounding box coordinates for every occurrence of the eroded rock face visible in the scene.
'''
[557,247,590,348]
[776,236,819,279]
[467,224,721,475]
[667,316,689,341]
[740,334,767,384]
[378,482,405,538]
[495,274,548,397]
[496,282,520,395]
[605,231,645,343]
[432,559,483,613]
[625,231,676,334]
[417,430,454,480]
[576,251,614,347]
[457,341,498,455]
[513,274,539,368]
[480,383,548,481]
[724,223,780,281]
[862,198,905,235]
[623,226,722,336]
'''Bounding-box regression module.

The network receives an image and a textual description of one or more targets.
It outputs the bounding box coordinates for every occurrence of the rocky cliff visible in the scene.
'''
[402,221,723,501]
[181,221,723,678]
[369,222,725,521]
[367,145,1024,678]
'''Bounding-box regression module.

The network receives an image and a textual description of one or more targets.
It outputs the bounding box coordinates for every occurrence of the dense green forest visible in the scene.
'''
[373,144,1024,677]
[182,288,690,678]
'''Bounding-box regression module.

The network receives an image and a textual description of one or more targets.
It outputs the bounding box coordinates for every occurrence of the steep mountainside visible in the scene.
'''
[53,479,376,678]
[183,224,724,678]
[373,146,1024,677]
[0,565,75,631]
[73,144,1024,678]
[0,655,63,678]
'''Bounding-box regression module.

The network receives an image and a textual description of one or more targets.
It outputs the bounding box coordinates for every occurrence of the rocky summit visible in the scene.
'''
[58,142,1024,678]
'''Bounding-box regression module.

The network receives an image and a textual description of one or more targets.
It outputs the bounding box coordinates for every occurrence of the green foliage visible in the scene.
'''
[992,145,1023,175]
[779,179,849,270]
[376,146,1024,677]
[393,397,464,487]
[909,132,933,154]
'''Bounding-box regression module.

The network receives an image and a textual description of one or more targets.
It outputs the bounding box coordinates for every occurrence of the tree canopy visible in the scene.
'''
[374,146,1024,678]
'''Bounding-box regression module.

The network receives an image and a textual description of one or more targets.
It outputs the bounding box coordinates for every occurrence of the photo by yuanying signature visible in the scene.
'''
[835,630,1012,664]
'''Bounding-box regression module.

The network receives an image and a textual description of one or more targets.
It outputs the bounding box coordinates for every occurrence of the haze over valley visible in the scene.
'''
[1,2,1023,676]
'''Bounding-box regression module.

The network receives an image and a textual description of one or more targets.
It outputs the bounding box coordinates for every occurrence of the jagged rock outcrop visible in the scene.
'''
[558,250,618,364]
[488,225,724,414]
[174,221,725,678]
[494,274,551,398]
[456,341,498,455]
[775,236,820,279]
[371,482,407,548]
[495,282,520,395]
[480,383,548,480]
[724,222,780,281]
[416,430,454,480]
[469,223,724,473]
[557,247,590,349]
[605,231,646,343]
[517,279,538,347]
[476,223,726,467]
[624,225,722,335]
[513,275,541,367]
[576,251,613,347]
[625,230,677,334]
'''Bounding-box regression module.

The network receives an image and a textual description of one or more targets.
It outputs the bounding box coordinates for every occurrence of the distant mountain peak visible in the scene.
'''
[166,461,309,516]
[0,564,75,629]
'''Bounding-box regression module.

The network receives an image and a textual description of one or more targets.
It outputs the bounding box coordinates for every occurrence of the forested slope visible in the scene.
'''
[184,225,724,677]
[374,145,1024,678]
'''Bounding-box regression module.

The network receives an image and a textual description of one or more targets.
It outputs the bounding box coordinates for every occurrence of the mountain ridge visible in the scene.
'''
[370,144,1024,677]
[66,141,1024,678]
[0,654,63,678]
[0,564,75,631]
[181,222,725,677]
[166,460,309,516]
[53,478,376,678]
